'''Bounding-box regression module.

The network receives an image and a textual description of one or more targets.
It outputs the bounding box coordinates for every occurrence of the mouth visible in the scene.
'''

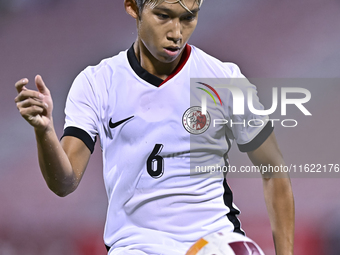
[164,46,181,56]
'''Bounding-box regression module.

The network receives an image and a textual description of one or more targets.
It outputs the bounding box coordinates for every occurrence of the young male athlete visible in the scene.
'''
[14,0,295,254]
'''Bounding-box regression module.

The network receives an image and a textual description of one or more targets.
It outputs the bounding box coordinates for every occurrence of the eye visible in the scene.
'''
[156,13,170,20]
[182,14,196,22]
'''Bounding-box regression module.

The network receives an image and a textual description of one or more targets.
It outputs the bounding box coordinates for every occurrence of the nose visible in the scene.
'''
[167,19,182,43]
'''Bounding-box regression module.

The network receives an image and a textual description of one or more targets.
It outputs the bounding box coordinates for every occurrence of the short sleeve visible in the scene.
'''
[61,71,99,153]
[223,66,274,152]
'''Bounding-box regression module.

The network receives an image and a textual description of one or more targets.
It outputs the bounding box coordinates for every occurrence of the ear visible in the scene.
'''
[124,0,139,20]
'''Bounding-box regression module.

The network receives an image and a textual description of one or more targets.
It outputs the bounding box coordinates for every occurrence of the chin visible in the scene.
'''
[159,54,180,64]
[160,57,177,64]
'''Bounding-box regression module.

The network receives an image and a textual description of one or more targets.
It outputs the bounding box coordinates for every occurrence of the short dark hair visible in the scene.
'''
[134,0,203,14]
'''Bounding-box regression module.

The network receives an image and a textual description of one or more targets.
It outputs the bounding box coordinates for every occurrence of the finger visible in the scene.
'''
[19,105,45,119]
[35,75,49,95]
[17,97,48,110]
[15,90,44,103]
[15,78,29,93]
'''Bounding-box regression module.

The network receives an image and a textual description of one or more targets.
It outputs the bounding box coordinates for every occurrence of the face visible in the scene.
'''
[137,0,200,63]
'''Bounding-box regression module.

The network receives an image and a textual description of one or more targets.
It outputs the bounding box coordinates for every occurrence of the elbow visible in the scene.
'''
[54,188,72,197]
[46,180,77,197]
[42,171,79,197]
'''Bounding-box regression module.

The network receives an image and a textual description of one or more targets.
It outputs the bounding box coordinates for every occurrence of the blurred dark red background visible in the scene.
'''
[1,0,340,254]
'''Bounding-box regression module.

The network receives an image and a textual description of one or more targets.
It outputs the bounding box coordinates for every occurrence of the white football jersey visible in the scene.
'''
[63,44,273,255]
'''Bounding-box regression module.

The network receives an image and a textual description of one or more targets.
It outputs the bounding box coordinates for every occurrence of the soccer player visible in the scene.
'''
[14,0,294,254]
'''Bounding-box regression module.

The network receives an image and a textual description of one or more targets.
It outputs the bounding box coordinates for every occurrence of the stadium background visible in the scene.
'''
[1,0,340,254]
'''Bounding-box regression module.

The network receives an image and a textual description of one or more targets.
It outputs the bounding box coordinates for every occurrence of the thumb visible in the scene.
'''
[35,75,49,94]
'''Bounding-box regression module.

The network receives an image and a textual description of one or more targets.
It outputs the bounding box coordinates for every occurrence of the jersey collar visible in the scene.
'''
[127,44,192,87]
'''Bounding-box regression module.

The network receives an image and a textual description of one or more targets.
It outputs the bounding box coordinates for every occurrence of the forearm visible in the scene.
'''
[247,132,295,254]
[15,76,86,197]
[35,121,76,197]
[263,175,295,255]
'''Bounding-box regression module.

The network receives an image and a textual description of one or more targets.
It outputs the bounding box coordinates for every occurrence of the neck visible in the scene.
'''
[133,40,183,80]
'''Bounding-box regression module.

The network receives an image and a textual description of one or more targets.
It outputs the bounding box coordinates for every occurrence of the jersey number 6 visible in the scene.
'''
[147,144,164,178]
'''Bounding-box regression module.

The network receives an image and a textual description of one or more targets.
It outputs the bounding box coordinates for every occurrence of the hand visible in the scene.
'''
[15,75,53,131]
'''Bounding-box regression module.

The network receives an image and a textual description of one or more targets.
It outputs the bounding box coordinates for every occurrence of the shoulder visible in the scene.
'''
[82,49,129,79]
[189,45,244,78]
[67,49,130,103]
[71,48,130,95]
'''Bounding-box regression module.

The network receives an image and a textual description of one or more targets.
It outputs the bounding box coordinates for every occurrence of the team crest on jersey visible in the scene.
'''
[182,106,211,135]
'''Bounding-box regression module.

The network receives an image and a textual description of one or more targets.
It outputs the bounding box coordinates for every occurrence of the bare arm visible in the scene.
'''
[247,132,295,255]
[35,128,90,197]
[15,75,90,197]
